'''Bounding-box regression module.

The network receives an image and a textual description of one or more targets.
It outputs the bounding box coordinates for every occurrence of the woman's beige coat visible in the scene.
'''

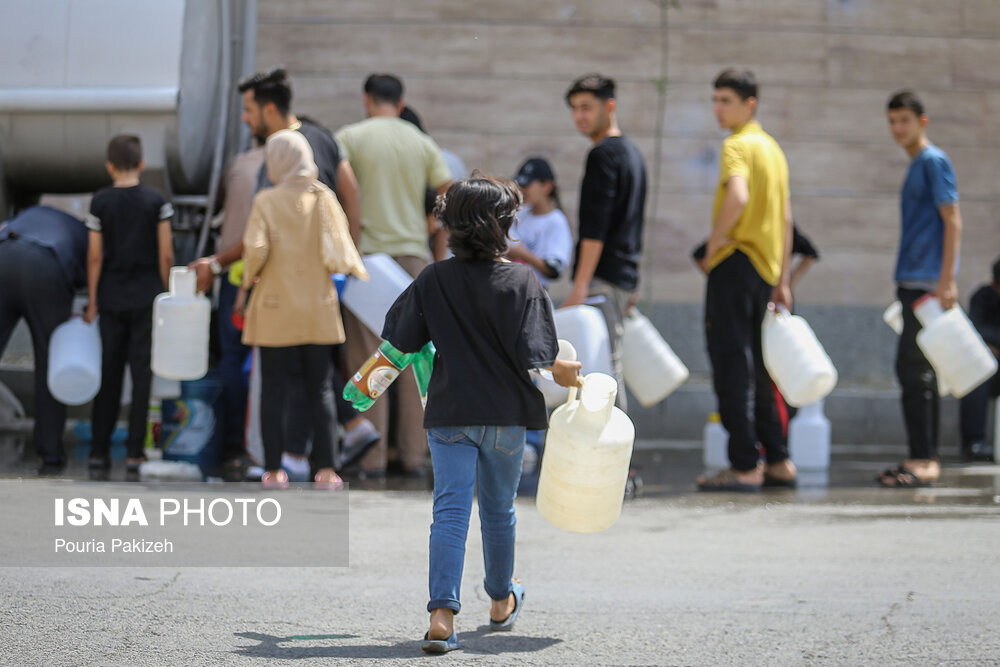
[241,130,367,347]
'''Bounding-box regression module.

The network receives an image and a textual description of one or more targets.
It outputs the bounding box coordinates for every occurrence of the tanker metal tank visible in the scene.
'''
[0,0,257,259]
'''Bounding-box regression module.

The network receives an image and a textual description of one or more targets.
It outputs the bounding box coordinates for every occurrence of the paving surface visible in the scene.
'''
[1,435,999,666]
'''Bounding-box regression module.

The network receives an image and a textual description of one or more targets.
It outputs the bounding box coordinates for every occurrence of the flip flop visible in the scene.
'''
[877,466,932,488]
[421,631,460,653]
[696,469,761,493]
[489,580,525,632]
[762,473,797,489]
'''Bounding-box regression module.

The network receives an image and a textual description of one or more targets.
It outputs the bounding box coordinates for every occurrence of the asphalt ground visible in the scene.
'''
[1,435,999,666]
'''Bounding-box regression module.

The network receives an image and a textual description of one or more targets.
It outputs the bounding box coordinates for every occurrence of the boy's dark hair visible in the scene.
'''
[106,135,143,171]
[400,105,425,133]
[992,256,1000,285]
[714,69,757,101]
[238,67,293,115]
[364,74,404,106]
[565,74,615,104]
[887,90,925,117]
[434,172,522,262]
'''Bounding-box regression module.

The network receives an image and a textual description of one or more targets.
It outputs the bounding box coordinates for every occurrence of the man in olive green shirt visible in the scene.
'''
[335,73,451,477]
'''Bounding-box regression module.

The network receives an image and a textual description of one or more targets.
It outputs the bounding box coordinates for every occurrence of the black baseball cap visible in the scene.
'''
[514,157,555,186]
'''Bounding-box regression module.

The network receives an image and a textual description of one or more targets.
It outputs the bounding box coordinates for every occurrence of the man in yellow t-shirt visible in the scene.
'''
[335,74,452,478]
[697,69,795,493]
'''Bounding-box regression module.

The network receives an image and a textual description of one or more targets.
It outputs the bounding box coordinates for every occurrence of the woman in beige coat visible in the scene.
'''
[238,129,368,488]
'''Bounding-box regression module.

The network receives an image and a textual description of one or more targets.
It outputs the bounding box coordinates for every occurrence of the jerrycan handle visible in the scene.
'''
[568,373,618,424]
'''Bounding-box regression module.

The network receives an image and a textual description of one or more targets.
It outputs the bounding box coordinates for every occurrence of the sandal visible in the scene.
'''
[877,466,933,488]
[762,473,797,489]
[697,468,761,493]
[261,469,290,489]
[421,631,460,653]
[125,458,146,483]
[489,580,525,632]
[88,457,110,481]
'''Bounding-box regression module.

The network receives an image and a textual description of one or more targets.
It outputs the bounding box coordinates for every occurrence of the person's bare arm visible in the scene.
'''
[704,174,748,262]
[157,220,174,290]
[508,244,557,278]
[563,239,602,307]
[770,197,793,310]
[84,231,103,323]
[336,159,363,246]
[789,256,815,291]
[543,357,584,388]
[936,203,962,309]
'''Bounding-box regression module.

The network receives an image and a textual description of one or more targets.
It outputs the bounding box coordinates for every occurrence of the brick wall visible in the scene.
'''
[257,0,1000,309]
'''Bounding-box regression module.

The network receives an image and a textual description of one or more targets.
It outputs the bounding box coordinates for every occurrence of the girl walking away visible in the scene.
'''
[380,174,582,653]
[507,157,573,289]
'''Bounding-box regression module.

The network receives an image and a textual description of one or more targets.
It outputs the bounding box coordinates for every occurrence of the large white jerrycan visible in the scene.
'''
[762,306,838,408]
[536,372,635,533]
[340,253,413,335]
[788,400,832,471]
[622,308,689,407]
[913,296,998,399]
[537,305,614,408]
[47,317,101,405]
[152,267,211,381]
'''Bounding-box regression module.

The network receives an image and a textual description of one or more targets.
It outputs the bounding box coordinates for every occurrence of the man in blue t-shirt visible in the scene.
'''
[880,90,963,488]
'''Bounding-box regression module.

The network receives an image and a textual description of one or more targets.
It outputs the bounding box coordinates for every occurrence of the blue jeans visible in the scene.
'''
[426,425,525,614]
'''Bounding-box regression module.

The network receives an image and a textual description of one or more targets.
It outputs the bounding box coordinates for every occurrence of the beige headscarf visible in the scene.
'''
[266,129,319,187]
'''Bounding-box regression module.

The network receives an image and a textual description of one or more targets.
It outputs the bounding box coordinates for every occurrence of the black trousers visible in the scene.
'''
[705,251,788,471]
[896,287,939,460]
[0,239,75,466]
[959,363,1000,447]
[258,344,337,472]
[90,306,154,460]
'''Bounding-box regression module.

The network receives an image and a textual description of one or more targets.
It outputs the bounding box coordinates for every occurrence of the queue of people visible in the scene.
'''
[0,67,995,490]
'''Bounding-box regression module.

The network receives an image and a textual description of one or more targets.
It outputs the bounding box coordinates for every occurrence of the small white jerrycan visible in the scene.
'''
[882,301,904,335]
[913,295,998,399]
[622,309,689,406]
[340,253,413,335]
[152,267,211,381]
[788,400,832,471]
[702,412,729,470]
[537,305,614,408]
[536,372,635,533]
[48,316,101,405]
[762,305,838,407]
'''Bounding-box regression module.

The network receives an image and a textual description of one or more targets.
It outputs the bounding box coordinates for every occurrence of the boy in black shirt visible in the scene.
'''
[381,174,581,653]
[84,135,174,481]
[563,74,647,412]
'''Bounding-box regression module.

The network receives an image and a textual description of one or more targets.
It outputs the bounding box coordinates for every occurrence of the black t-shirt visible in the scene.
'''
[256,117,342,192]
[574,135,647,291]
[381,258,559,429]
[88,184,172,310]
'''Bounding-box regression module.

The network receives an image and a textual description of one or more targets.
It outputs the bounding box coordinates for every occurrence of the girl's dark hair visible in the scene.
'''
[434,172,522,261]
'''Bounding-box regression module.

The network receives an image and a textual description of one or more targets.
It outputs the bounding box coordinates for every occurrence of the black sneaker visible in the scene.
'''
[962,442,995,463]
[88,457,111,481]
[37,461,66,477]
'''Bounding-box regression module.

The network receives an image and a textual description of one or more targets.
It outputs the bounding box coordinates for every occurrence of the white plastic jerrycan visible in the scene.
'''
[882,301,904,335]
[340,253,413,335]
[152,267,211,381]
[622,308,689,407]
[702,412,729,470]
[788,400,832,471]
[48,316,101,405]
[537,305,614,408]
[762,306,838,408]
[536,372,635,533]
[913,295,998,399]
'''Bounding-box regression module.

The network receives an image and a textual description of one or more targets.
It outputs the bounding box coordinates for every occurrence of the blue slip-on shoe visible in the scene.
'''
[421,631,460,653]
[489,580,525,632]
